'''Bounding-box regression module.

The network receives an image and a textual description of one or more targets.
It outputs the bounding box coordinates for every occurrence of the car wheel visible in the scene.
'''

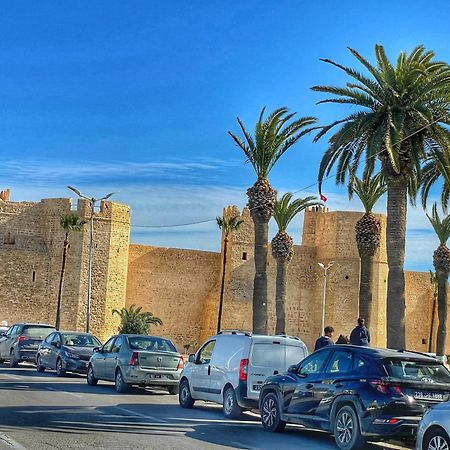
[168,385,179,395]
[0,358,5,364]
[425,427,450,450]
[223,386,242,419]
[179,379,195,408]
[115,369,129,394]
[334,405,366,450]
[9,352,18,368]
[36,355,45,373]
[56,358,66,377]
[87,365,98,386]
[260,392,286,433]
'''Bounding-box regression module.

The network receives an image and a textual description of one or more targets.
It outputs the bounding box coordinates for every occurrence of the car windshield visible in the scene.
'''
[384,358,450,384]
[22,326,55,337]
[128,336,177,352]
[62,334,101,347]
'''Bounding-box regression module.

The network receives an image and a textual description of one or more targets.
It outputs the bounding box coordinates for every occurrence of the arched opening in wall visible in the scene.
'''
[32,271,36,283]
[242,252,248,261]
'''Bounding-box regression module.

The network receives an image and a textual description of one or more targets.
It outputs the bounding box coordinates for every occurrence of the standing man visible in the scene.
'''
[314,326,335,351]
[350,318,371,346]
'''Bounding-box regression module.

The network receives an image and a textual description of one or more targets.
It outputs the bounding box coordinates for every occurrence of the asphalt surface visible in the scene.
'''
[0,364,413,450]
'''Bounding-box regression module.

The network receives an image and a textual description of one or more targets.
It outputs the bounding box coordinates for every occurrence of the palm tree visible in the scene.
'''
[229,107,317,333]
[55,214,86,330]
[272,193,319,334]
[313,45,450,349]
[348,173,386,328]
[216,215,244,333]
[421,149,450,212]
[426,205,450,356]
[428,270,438,353]
[112,304,162,335]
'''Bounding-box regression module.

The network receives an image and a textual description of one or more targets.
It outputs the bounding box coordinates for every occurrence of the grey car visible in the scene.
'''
[36,331,102,376]
[0,323,56,367]
[86,334,184,394]
[416,401,450,450]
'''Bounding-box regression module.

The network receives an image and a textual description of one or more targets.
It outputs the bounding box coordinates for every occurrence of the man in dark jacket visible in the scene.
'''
[350,318,370,346]
[314,326,335,351]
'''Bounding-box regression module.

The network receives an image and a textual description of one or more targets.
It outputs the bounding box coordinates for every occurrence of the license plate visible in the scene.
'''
[414,391,445,401]
[25,345,38,350]
[148,374,166,379]
[253,384,263,391]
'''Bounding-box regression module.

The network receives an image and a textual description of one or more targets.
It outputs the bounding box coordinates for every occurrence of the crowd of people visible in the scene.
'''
[314,318,371,351]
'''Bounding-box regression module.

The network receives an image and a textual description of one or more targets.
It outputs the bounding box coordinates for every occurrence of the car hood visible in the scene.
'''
[61,346,96,357]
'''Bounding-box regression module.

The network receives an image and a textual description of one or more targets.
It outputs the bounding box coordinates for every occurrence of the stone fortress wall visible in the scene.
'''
[0,193,440,354]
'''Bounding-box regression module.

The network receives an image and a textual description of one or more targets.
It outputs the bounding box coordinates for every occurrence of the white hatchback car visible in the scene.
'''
[178,330,308,418]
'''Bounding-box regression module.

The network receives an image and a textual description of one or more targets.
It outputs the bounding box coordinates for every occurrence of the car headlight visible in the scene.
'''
[63,350,80,360]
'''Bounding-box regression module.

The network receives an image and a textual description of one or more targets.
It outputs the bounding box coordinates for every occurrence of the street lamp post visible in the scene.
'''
[318,261,334,336]
[67,186,115,333]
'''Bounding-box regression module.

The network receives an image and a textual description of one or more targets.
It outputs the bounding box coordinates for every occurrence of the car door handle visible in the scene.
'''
[306,383,314,389]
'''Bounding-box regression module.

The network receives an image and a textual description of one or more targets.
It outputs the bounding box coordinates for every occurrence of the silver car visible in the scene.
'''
[417,401,450,450]
[86,334,184,394]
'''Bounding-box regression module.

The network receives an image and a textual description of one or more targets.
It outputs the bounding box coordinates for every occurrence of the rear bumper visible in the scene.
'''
[363,415,421,440]
[17,349,38,362]
[236,381,258,409]
[124,367,182,386]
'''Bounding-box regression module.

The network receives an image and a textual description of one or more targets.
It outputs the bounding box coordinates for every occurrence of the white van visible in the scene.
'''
[178,330,308,418]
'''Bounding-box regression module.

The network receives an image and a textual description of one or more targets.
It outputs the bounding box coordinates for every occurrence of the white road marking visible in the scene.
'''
[114,406,167,423]
[44,386,83,398]
[0,433,29,450]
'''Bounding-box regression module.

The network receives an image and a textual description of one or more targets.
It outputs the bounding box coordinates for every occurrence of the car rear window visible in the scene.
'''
[384,358,450,383]
[251,343,306,368]
[22,326,55,337]
[128,336,177,353]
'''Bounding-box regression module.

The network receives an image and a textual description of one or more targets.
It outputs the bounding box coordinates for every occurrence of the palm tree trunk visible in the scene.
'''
[217,236,228,333]
[55,236,69,330]
[358,252,374,327]
[275,258,287,335]
[436,270,448,356]
[253,215,268,334]
[386,178,407,349]
[429,291,437,353]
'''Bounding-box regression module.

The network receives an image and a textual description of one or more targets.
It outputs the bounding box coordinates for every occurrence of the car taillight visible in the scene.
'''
[18,336,27,343]
[129,352,139,366]
[370,380,388,394]
[177,356,185,370]
[239,358,249,382]
[390,384,403,395]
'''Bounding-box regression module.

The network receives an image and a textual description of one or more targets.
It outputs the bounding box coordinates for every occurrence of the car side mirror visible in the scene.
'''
[287,365,299,374]
[0,332,5,337]
[188,354,196,363]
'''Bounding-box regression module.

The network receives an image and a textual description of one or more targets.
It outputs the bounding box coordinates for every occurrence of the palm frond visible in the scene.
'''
[273,193,321,231]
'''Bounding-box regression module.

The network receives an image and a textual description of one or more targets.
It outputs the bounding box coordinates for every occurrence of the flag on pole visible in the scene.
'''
[320,193,328,202]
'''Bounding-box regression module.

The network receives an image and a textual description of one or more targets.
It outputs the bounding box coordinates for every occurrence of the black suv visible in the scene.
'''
[0,323,55,367]
[259,345,450,450]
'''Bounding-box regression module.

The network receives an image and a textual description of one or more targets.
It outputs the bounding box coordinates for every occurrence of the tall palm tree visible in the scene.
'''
[421,149,450,212]
[112,304,162,335]
[428,270,438,353]
[348,173,386,328]
[55,214,86,330]
[427,205,450,356]
[272,193,319,334]
[313,45,450,349]
[216,214,244,333]
[229,107,317,333]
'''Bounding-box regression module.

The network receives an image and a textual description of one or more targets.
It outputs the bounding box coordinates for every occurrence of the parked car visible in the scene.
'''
[259,345,450,450]
[36,331,101,376]
[0,323,56,367]
[0,321,9,334]
[86,334,184,394]
[416,401,450,450]
[179,331,309,418]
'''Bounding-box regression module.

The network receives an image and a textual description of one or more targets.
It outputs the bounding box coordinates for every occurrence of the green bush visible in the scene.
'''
[112,304,162,335]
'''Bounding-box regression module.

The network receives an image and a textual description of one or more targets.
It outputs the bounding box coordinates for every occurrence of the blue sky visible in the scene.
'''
[1,1,449,271]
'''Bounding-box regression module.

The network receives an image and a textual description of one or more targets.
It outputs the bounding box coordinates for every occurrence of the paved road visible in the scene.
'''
[0,364,413,450]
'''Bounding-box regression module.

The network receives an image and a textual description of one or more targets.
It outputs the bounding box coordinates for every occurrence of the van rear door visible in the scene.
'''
[247,341,307,399]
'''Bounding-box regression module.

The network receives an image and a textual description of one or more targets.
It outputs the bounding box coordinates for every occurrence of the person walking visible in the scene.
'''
[314,326,335,351]
[350,318,371,346]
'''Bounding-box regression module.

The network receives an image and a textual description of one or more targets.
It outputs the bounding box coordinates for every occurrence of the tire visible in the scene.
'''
[87,365,98,386]
[179,379,195,408]
[424,427,450,450]
[36,355,45,373]
[223,386,243,419]
[56,358,66,377]
[168,385,179,395]
[9,351,18,368]
[333,405,366,450]
[115,369,129,394]
[0,358,5,364]
[260,392,286,433]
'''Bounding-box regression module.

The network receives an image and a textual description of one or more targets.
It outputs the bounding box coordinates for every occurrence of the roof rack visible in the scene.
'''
[274,334,301,341]
[218,330,252,336]
[397,349,437,359]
